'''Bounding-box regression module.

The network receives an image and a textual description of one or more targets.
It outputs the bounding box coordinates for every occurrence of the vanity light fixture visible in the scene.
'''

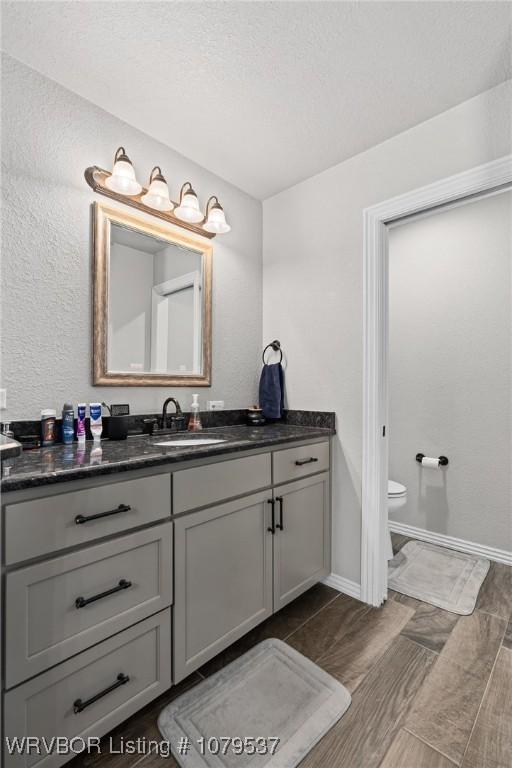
[174,182,204,224]
[141,166,174,212]
[203,196,231,234]
[104,147,142,196]
[85,148,231,238]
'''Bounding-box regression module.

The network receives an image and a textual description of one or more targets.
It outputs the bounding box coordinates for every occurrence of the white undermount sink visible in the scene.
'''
[155,438,227,447]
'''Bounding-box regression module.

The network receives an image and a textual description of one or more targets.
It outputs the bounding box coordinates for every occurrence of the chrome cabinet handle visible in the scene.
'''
[276,496,284,531]
[75,504,131,525]
[267,499,276,534]
[295,457,318,466]
[73,673,129,714]
[75,579,132,609]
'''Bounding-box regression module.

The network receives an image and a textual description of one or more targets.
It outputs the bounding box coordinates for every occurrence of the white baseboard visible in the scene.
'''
[389,521,512,567]
[323,573,362,601]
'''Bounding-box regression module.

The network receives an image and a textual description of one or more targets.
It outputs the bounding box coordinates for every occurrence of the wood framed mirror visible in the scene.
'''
[93,202,212,386]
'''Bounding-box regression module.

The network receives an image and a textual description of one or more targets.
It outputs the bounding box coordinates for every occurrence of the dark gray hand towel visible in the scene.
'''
[259,363,284,419]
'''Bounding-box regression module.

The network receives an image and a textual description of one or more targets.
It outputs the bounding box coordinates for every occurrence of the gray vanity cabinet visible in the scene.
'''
[173,490,274,683]
[1,435,331,766]
[173,443,331,682]
[272,473,330,611]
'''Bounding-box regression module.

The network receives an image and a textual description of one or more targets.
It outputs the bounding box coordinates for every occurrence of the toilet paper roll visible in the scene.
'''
[421,456,440,469]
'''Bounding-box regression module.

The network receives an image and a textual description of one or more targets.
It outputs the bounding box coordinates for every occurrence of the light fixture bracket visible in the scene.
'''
[114,146,131,164]
[149,166,166,184]
[206,195,222,214]
[84,166,216,239]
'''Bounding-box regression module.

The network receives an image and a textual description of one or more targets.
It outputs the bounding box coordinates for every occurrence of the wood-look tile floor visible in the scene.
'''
[71,536,512,768]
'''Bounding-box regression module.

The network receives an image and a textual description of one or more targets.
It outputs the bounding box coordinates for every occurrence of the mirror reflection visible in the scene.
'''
[108,223,204,376]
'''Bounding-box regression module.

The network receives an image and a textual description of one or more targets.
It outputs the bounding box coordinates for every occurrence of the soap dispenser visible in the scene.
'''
[188,394,203,432]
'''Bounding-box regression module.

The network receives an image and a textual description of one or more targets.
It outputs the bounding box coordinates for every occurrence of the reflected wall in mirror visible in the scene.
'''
[93,203,212,385]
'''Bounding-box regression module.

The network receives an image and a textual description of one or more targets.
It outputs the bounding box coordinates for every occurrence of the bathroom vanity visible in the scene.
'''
[0,423,333,767]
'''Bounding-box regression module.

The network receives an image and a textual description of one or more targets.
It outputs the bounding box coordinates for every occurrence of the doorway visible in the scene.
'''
[361,155,512,606]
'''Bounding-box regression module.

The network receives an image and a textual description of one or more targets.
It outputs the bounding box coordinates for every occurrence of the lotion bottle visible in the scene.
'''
[188,394,202,432]
[77,403,86,444]
[89,403,103,441]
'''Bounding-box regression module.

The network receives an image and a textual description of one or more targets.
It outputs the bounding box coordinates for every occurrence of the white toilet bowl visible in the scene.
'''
[387,480,407,560]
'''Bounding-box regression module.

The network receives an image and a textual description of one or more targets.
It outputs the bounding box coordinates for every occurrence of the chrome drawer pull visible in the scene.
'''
[75,579,132,609]
[73,673,130,714]
[294,457,319,466]
[75,503,131,525]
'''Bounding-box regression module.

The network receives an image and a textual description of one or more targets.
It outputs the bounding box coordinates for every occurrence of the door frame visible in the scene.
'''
[361,154,512,606]
[150,270,202,373]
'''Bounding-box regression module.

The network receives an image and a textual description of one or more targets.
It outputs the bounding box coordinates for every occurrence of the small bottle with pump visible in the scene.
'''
[90,403,103,441]
[41,409,57,446]
[188,394,203,432]
[77,403,87,444]
[61,402,74,444]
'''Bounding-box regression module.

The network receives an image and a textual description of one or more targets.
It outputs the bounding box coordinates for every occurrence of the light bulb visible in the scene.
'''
[174,183,203,224]
[105,147,142,196]
[141,167,173,211]
[203,198,231,234]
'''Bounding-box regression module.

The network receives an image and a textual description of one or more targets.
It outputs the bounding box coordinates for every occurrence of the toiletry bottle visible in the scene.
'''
[188,394,203,432]
[90,403,103,441]
[61,402,74,444]
[41,409,57,446]
[77,403,87,444]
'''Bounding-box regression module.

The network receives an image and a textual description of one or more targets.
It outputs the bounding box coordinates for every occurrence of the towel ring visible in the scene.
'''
[262,340,282,365]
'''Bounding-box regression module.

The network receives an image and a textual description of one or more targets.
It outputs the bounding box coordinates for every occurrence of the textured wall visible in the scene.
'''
[388,192,512,551]
[1,55,262,419]
[263,80,512,583]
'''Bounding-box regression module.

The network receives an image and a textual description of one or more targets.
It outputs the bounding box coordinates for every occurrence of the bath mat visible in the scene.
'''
[158,638,351,767]
[388,540,490,615]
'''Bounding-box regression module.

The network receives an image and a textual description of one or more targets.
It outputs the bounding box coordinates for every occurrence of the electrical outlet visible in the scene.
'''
[0,389,6,410]
[207,400,225,411]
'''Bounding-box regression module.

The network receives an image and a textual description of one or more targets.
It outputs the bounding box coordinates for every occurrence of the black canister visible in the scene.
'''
[246,407,266,427]
[108,415,128,440]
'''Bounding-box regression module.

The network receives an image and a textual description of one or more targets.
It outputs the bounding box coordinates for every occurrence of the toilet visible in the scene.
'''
[387,480,407,560]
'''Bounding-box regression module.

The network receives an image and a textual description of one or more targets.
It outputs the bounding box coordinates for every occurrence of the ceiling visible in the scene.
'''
[2,1,511,199]
[111,223,197,257]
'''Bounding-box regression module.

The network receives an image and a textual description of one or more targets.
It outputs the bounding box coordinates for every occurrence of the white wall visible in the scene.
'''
[263,80,512,583]
[389,192,512,552]
[154,245,201,286]
[1,55,262,419]
[109,242,154,372]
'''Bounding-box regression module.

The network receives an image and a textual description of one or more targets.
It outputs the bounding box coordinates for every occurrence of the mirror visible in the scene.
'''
[93,203,212,385]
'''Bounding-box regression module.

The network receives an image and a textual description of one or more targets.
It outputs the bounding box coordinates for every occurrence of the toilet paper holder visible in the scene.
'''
[416,453,449,466]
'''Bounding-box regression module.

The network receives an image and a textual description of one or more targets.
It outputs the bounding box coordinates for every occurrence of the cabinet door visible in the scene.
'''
[273,473,330,611]
[173,491,273,682]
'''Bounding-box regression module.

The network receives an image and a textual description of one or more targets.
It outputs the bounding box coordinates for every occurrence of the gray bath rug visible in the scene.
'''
[388,540,490,615]
[158,638,351,767]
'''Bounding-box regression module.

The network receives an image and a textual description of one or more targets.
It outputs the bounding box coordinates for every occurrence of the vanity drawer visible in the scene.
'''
[273,441,330,485]
[4,473,171,565]
[4,610,172,768]
[5,523,172,688]
[173,452,271,513]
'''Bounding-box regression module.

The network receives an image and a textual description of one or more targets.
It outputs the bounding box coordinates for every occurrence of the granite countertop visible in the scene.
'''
[0,423,335,493]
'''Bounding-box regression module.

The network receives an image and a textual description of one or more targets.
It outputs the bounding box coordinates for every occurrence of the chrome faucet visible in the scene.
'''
[160,397,184,431]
